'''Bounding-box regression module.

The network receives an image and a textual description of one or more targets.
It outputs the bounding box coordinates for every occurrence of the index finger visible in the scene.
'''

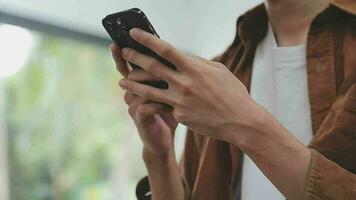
[129,28,189,70]
[111,43,130,78]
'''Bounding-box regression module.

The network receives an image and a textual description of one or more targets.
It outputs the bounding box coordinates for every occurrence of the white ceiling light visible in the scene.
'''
[0,24,33,78]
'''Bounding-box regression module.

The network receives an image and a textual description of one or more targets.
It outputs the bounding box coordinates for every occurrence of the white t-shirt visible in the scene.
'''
[239,23,313,200]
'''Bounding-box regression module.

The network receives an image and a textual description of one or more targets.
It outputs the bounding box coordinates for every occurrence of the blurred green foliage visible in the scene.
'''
[4,30,145,200]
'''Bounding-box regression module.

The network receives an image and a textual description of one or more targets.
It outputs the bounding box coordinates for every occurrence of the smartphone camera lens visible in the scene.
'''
[116,18,128,30]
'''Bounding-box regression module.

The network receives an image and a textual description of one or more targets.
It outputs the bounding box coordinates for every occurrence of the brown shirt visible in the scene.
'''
[136,1,356,199]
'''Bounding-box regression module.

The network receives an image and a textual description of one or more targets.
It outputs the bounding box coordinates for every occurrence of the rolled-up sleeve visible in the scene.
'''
[305,149,356,200]
[304,84,356,199]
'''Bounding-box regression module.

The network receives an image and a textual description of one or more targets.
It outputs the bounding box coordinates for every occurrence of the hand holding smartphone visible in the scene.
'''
[102,8,176,89]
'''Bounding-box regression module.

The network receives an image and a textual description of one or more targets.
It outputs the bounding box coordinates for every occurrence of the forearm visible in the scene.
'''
[232,105,311,200]
[143,148,185,200]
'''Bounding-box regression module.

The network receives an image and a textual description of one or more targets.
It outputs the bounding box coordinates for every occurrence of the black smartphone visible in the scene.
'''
[102,8,176,89]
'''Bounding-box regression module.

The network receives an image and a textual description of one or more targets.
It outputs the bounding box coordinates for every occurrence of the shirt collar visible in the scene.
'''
[236,1,356,46]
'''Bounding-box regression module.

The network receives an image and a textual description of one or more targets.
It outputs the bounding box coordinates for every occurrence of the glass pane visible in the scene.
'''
[2,23,146,200]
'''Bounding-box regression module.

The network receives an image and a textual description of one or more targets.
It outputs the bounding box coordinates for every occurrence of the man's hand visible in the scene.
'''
[118,28,262,143]
[118,28,312,200]
[111,44,178,159]
[112,43,185,200]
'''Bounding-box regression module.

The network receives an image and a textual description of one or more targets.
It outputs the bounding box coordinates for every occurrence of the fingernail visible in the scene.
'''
[119,79,126,90]
[129,28,140,39]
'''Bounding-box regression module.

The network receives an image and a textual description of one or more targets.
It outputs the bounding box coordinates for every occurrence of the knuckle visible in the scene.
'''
[181,86,192,96]
[141,90,152,99]
[147,59,160,71]
[179,81,193,95]
[126,49,136,61]
[124,81,132,91]
[161,46,174,59]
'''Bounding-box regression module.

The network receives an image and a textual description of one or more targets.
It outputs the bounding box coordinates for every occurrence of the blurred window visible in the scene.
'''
[1,22,146,200]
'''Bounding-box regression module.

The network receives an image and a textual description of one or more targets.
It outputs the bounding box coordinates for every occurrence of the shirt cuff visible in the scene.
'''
[136,176,151,200]
[304,148,356,200]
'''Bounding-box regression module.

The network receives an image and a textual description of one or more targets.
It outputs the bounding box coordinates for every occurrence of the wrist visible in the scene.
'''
[228,99,271,148]
[230,100,309,156]
[142,146,176,166]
